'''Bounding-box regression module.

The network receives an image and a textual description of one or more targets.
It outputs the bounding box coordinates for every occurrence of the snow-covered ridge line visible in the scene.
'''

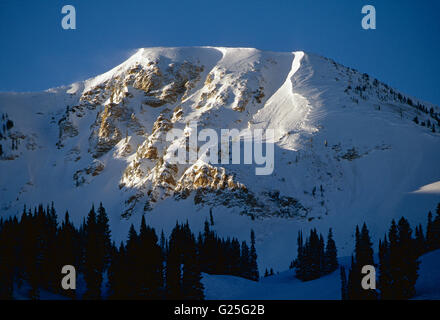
[0,46,439,272]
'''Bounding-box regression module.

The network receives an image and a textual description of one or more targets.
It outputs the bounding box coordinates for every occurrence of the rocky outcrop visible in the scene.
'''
[73,160,105,187]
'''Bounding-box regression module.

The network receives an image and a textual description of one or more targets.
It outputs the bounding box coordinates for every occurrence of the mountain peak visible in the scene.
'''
[1,47,439,268]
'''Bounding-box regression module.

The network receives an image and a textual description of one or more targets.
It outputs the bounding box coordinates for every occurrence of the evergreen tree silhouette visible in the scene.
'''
[166,222,204,299]
[83,205,103,299]
[108,241,128,299]
[0,217,15,299]
[138,215,163,299]
[379,218,420,299]
[230,238,241,276]
[324,228,338,274]
[294,231,305,279]
[340,266,348,300]
[249,230,259,281]
[182,226,204,300]
[96,203,112,270]
[294,229,328,281]
[166,223,184,299]
[378,235,392,299]
[56,211,80,298]
[426,211,434,251]
[430,205,440,250]
[347,224,377,300]
[393,218,420,299]
[414,224,425,256]
[240,241,251,279]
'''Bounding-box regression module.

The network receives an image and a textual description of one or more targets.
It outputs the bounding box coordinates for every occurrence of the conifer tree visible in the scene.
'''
[56,211,80,298]
[324,228,338,274]
[166,223,184,299]
[426,211,434,251]
[393,218,420,299]
[249,229,259,281]
[182,229,204,300]
[138,215,163,299]
[0,217,14,299]
[230,238,241,276]
[414,224,425,256]
[379,218,420,299]
[378,235,392,299]
[83,205,103,299]
[347,224,376,300]
[108,242,127,299]
[430,206,440,250]
[240,241,251,279]
[295,231,305,279]
[340,266,348,300]
[97,203,112,269]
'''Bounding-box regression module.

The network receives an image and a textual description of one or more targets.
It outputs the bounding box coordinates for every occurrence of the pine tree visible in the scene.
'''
[56,211,80,298]
[378,235,392,299]
[240,241,250,279]
[379,218,420,299]
[414,224,425,256]
[394,218,420,299]
[324,228,338,274]
[347,224,376,300]
[294,229,328,281]
[108,242,128,299]
[96,202,112,270]
[182,229,204,300]
[249,229,259,281]
[294,230,305,279]
[340,266,348,300]
[347,255,360,300]
[431,205,440,250]
[138,215,163,299]
[166,223,184,299]
[426,211,434,251]
[200,220,216,274]
[230,238,241,276]
[0,217,14,299]
[166,222,204,299]
[83,205,103,299]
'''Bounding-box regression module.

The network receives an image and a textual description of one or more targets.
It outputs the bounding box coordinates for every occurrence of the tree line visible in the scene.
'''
[289,228,338,281]
[0,203,259,300]
[340,203,440,300]
[290,203,440,300]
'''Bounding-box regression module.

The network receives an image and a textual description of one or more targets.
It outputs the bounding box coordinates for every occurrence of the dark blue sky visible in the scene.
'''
[1,0,439,105]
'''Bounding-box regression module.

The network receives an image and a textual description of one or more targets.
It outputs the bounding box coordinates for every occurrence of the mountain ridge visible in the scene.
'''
[1,46,439,271]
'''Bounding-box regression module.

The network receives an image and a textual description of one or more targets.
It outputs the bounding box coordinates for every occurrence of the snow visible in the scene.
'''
[414,250,440,300]
[412,181,440,194]
[203,251,440,300]
[0,47,439,277]
[9,250,440,300]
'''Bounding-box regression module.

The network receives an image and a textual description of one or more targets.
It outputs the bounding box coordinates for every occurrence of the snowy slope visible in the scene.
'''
[0,47,439,273]
[202,250,440,300]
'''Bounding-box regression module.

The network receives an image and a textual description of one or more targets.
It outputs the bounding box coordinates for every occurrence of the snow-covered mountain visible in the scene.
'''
[1,47,439,272]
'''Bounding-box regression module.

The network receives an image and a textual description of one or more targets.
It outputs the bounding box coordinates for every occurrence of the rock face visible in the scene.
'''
[0,47,439,231]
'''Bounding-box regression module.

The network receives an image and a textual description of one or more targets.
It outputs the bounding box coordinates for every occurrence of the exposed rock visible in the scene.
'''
[73,160,105,187]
